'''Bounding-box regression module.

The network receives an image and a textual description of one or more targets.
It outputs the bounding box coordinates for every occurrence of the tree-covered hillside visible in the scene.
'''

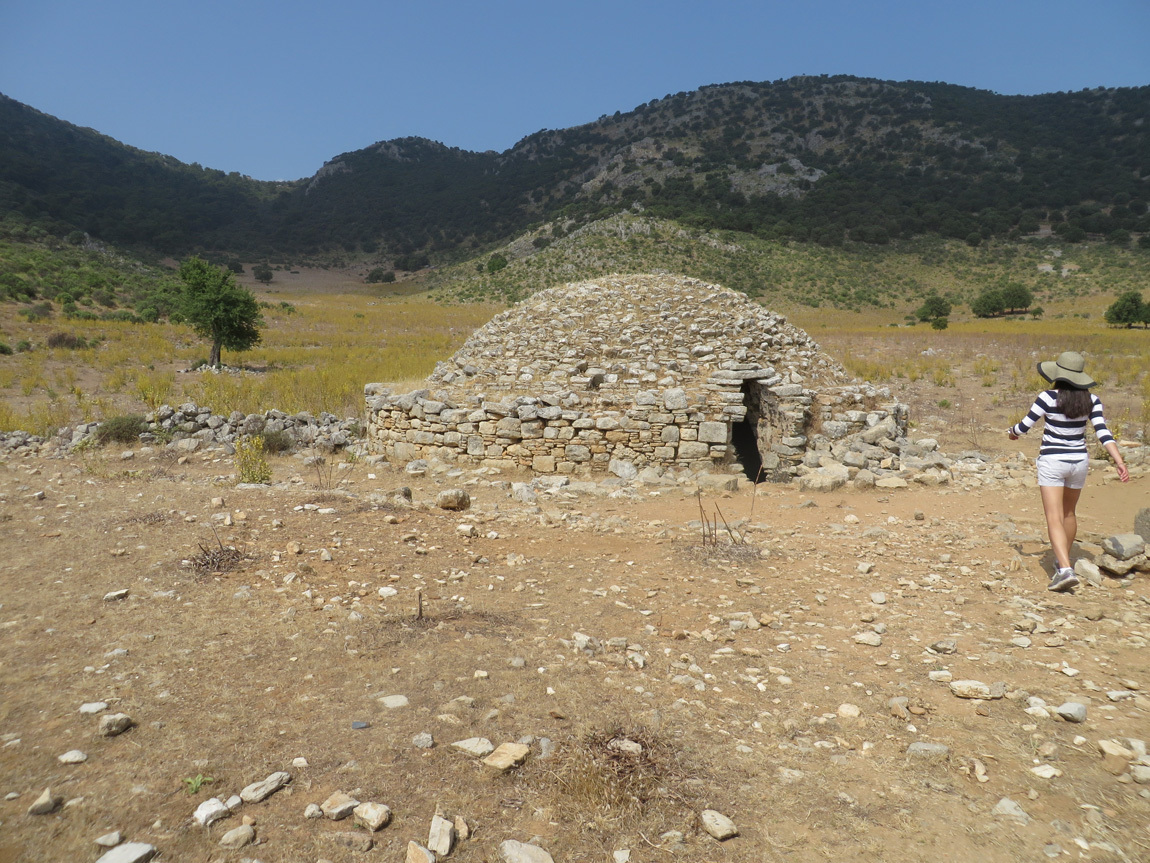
[1,77,1148,260]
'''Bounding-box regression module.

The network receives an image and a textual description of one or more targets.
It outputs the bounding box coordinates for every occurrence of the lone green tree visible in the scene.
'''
[971,289,1005,318]
[915,294,951,322]
[252,262,274,285]
[1000,283,1033,313]
[1104,290,1147,328]
[178,257,264,368]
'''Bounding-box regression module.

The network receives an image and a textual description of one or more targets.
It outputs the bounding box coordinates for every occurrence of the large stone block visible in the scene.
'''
[698,421,729,444]
[664,388,689,410]
[565,444,591,462]
[678,441,710,459]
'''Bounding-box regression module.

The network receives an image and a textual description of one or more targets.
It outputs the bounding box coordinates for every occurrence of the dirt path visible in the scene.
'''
[1,448,1148,862]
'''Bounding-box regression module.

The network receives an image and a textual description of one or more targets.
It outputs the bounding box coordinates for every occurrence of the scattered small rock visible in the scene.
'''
[499,839,554,863]
[353,801,392,831]
[321,790,360,820]
[482,742,530,771]
[27,788,63,815]
[1056,702,1088,723]
[94,843,156,863]
[239,770,291,803]
[98,713,135,737]
[700,809,739,840]
[218,824,255,849]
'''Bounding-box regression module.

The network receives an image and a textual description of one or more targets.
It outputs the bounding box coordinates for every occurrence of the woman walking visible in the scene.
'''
[1008,351,1129,592]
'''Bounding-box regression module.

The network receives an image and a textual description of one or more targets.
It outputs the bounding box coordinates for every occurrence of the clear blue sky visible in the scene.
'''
[3,0,1147,181]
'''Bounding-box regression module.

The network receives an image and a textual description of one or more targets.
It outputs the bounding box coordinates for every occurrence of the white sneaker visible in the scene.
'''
[1048,568,1079,593]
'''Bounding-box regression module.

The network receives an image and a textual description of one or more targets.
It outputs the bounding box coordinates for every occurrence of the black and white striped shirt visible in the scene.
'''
[1010,390,1114,460]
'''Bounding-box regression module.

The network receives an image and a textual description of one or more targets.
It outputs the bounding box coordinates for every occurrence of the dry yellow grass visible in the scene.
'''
[0,293,498,434]
[2,282,1147,440]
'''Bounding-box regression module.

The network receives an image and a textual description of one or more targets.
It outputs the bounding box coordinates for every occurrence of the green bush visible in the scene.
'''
[0,341,12,355]
[259,429,294,454]
[96,415,147,444]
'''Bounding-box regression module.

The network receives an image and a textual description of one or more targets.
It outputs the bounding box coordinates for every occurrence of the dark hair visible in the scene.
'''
[1054,382,1091,418]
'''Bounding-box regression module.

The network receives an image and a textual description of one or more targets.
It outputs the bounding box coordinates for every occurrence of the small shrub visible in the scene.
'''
[235,435,272,484]
[46,332,88,349]
[96,415,147,444]
[930,316,949,330]
[20,302,53,322]
[259,429,294,454]
[0,342,12,355]
[15,340,32,353]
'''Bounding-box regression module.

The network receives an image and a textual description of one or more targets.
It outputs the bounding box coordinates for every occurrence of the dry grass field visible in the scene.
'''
[1,272,1149,862]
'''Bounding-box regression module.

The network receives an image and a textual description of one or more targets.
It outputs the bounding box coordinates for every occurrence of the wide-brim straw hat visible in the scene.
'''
[1037,351,1096,388]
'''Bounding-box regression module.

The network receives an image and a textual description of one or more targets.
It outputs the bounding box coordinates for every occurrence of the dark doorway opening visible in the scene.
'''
[731,417,762,481]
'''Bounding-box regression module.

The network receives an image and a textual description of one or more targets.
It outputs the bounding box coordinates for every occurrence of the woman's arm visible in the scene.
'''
[1103,440,1130,482]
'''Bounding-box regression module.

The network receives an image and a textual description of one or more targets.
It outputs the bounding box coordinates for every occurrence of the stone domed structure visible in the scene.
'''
[365,274,905,479]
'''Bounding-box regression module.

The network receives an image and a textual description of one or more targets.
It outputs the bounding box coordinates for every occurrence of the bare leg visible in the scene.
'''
[1062,487,1082,558]
[1039,485,1073,570]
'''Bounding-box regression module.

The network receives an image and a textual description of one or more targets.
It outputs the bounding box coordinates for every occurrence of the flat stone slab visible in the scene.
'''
[95,843,157,863]
[320,832,374,853]
[451,737,494,757]
[322,790,360,820]
[407,841,436,863]
[500,839,555,863]
[482,742,530,771]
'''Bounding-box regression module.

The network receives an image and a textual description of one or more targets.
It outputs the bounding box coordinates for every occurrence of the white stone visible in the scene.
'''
[991,797,1030,823]
[499,839,555,863]
[427,813,456,856]
[193,797,230,827]
[239,770,290,803]
[950,680,991,699]
[321,790,360,820]
[94,843,156,863]
[701,809,739,840]
[58,749,88,764]
[379,694,410,709]
[218,824,255,849]
[353,801,392,831]
[451,737,495,757]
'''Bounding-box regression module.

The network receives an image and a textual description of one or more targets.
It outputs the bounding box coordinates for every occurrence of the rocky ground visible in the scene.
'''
[1,442,1148,863]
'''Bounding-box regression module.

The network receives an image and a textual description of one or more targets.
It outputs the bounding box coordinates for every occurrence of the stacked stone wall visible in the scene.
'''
[364,275,906,478]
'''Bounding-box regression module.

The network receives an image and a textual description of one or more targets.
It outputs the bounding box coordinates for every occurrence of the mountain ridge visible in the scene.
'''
[2,75,1147,259]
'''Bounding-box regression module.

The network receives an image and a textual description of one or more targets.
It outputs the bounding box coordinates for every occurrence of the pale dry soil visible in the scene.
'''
[0,447,1148,863]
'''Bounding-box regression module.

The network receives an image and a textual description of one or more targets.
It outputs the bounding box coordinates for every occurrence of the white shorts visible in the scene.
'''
[1036,455,1088,489]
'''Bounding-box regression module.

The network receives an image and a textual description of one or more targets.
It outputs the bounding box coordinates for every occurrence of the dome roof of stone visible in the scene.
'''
[428,274,843,393]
